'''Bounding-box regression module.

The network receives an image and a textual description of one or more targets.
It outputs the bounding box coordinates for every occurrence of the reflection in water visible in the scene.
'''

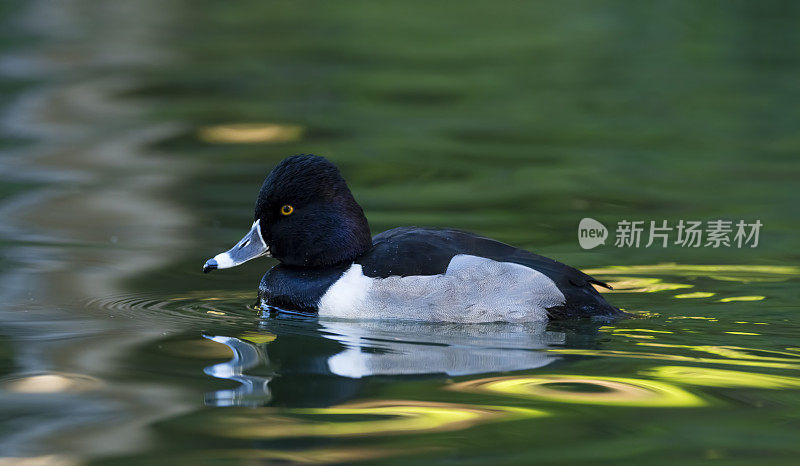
[201,318,570,406]
[600,327,674,340]
[449,365,800,409]
[0,0,198,459]
[191,400,546,439]
[203,336,272,407]
[449,375,705,407]
[585,264,800,283]
[1,0,799,462]
[198,123,304,144]
[667,316,718,321]
[85,291,260,325]
[552,346,800,371]
[0,455,79,466]
[586,264,798,305]
[638,344,800,363]
[645,366,800,389]
[718,296,765,302]
[675,292,716,299]
[319,319,566,378]
[2,373,101,394]
[602,277,692,293]
[174,447,405,464]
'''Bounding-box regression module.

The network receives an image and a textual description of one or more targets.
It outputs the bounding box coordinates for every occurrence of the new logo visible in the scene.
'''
[578,218,608,249]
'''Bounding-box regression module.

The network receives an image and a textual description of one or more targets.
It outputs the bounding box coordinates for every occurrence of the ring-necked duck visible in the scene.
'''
[203,154,621,322]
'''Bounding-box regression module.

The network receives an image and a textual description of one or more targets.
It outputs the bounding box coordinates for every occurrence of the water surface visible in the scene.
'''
[1,1,799,463]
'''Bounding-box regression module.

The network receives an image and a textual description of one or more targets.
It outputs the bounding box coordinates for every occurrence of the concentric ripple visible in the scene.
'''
[84,291,259,324]
[190,400,546,439]
[448,375,705,407]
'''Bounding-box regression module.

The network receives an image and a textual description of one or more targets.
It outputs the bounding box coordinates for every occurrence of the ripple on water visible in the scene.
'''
[586,264,798,307]
[84,291,259,324]
[643,366,800,389]
[181,400,546,439]
[448,374,705,407]
[550,345,800,371]
[154,447,405,464]
[1,372,102,393]
[194,319,569,408]
[585,264,800,283]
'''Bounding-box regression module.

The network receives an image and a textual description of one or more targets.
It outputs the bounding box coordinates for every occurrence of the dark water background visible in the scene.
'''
[1,1,799,463]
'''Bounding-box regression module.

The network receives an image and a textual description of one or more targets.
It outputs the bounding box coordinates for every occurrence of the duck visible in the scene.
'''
[203,154,621,323]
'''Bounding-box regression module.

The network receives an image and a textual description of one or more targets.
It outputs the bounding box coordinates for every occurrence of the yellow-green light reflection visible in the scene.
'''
[675,292,716,299]
[638,343,800,362]
[600,328,674,340]
[718,296,765,302]
[601,328,673,335]
[551,344,800,370]
[185,447,405,464]
[584,264,799,283]
[668,316,718,321]
[198,123,303,144]
[645,366,800,389]
[599,277,692,293]
[238,332,276,344]
[205,400,545,439]
[448,375,705,407]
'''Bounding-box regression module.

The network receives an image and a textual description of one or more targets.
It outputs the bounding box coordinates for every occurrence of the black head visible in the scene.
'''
[256,155,372,267]
[255,155,372,266]
[204,155,371,271]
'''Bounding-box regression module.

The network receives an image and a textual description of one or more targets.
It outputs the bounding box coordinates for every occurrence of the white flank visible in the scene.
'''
[317,255,566,323]
[317,264,373,318]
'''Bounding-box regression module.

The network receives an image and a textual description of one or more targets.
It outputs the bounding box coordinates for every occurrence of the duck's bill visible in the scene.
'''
[203,220,270,273]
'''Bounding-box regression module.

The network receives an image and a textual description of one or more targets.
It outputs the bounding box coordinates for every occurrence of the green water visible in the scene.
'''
[1,0,799,463]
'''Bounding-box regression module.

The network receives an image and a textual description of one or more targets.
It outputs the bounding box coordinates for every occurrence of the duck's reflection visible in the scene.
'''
[203,316,567,407]
[203,335,272,407]
[320,320,565,378]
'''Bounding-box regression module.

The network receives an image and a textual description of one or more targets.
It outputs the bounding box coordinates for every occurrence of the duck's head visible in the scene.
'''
[203,154,372,272]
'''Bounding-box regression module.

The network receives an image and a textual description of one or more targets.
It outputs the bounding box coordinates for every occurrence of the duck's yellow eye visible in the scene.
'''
[280,204,294,216]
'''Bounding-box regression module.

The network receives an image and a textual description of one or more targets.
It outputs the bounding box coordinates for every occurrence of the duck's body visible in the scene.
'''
[205,155,620,323]
[259,227,618,322]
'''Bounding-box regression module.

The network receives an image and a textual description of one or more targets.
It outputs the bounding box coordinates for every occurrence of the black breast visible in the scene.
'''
[258,263,349,313]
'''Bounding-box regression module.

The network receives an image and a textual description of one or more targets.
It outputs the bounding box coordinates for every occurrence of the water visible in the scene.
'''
[1,0,799,463]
